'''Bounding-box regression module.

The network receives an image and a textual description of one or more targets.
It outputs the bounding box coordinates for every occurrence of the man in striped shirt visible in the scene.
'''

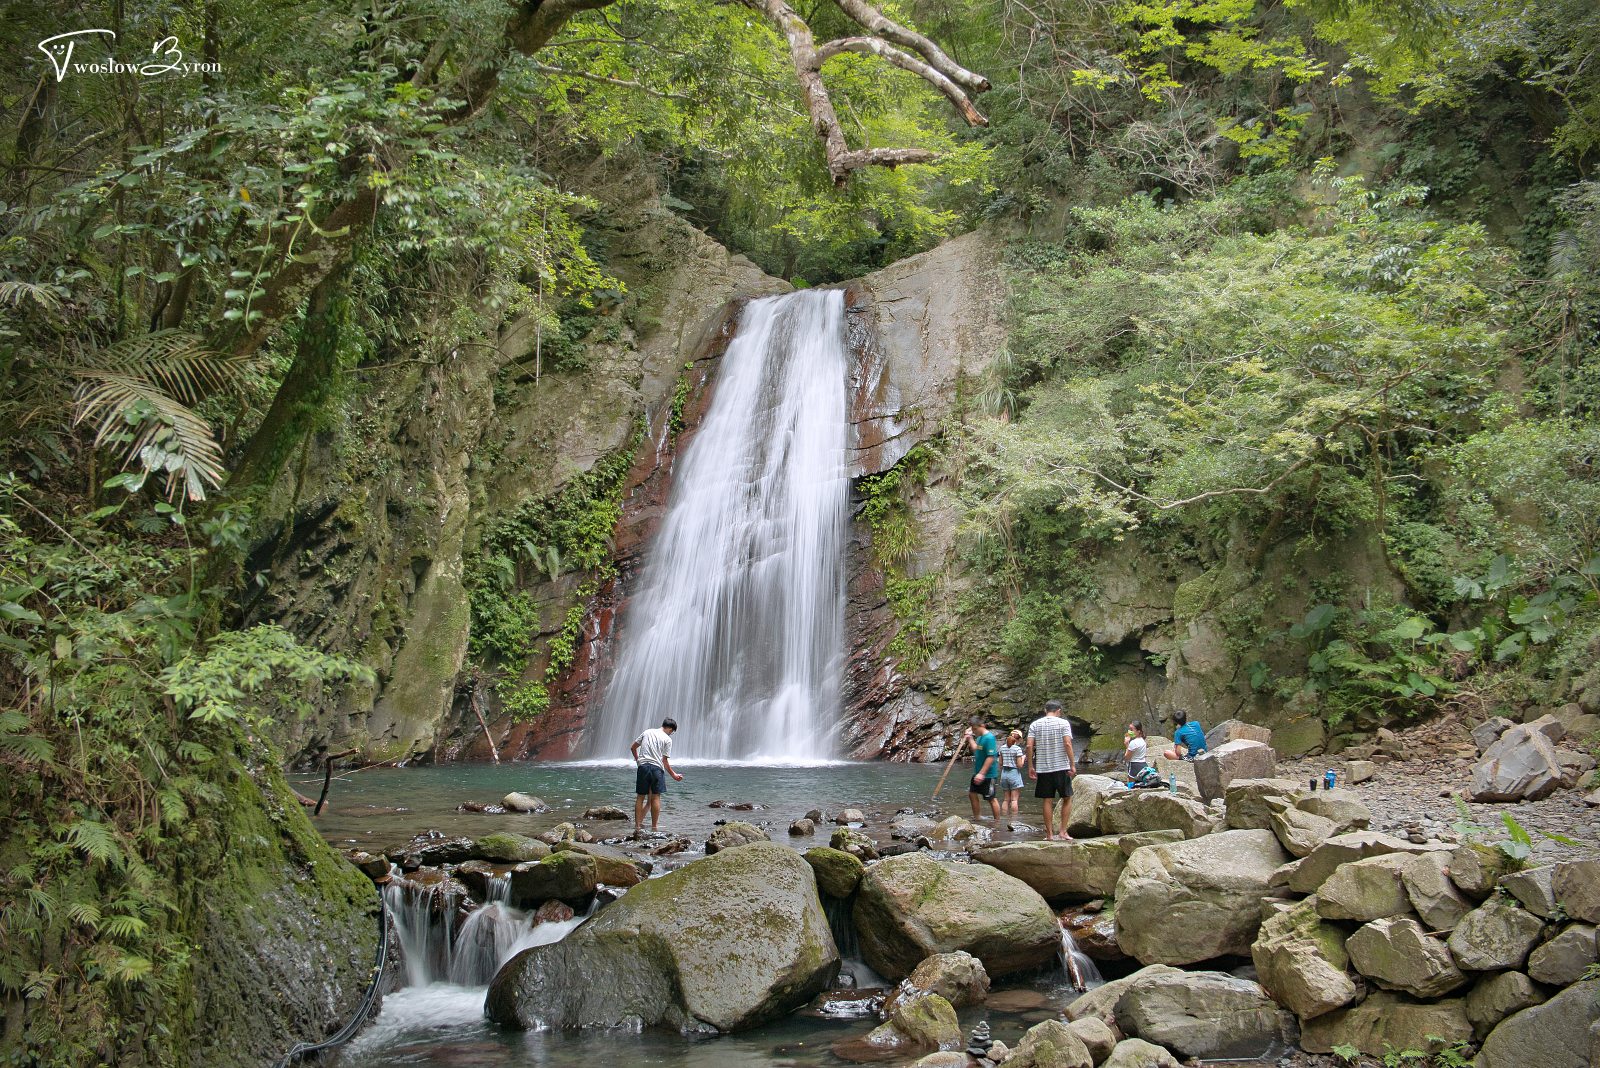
[1026,699,1077,841]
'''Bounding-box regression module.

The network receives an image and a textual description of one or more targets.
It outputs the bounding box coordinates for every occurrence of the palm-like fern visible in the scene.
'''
[71,331,249,502]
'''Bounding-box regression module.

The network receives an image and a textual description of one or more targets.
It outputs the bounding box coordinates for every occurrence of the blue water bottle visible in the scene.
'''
[1168,773,1177,794]
[1324,769,1336,790]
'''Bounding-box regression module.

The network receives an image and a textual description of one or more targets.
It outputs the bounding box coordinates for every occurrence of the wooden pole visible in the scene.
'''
[314,748,357,816]
[931,736,964,798]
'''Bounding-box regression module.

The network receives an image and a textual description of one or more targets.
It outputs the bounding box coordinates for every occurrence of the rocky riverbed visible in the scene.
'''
[339,708,1600,1067]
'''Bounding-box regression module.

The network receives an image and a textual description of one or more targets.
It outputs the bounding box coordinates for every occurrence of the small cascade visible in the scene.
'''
[1059,927,1104,992]
[822,894,887,989]
[383,873,462,987]
[446,876,522,986]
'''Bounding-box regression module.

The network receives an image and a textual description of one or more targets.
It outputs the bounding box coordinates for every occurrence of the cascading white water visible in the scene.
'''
[1059,928,1104,992]
[587,289,850,762]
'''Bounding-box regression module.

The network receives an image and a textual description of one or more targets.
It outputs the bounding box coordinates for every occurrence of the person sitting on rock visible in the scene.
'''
[631,717,683,837]
[1162,710,1207,761]
[1124,720,1149,779]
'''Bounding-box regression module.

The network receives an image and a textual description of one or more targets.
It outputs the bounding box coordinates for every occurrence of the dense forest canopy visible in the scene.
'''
[3,0,1599,1063]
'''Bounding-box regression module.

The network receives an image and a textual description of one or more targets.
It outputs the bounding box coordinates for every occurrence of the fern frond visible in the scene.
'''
[0,280,62,312]
[72,372,226,501]
[63,821,124,870]
[79,330,247,405]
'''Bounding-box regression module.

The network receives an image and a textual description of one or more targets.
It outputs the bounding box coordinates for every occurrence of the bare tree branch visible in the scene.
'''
[831,0,990,94]
[818,37,988,126]
[529,61,688,99]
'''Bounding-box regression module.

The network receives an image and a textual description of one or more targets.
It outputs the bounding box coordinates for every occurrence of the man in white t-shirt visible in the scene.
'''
[1025,699,1077,841]
[631,718,683,837]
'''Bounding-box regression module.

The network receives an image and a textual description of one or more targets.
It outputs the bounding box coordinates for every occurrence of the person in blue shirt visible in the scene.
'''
[1162,711,1207,761]
[963,715,1003,821]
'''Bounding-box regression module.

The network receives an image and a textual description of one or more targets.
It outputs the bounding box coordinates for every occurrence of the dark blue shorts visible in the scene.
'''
[635,762,667,796]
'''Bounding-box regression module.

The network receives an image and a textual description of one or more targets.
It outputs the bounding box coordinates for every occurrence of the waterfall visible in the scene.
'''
[1059,928,1104,992]
[587,289,850,762]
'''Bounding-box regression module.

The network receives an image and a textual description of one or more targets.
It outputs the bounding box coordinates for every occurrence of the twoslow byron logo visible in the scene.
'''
[36,30,219,82]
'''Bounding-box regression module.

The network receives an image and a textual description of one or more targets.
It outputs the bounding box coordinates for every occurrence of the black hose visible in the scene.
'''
[273,882,391,1068]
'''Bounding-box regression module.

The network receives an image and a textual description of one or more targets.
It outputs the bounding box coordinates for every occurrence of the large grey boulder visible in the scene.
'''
[1193,740,1277,803]
[1528,924,1599,986]
[1477,979,1600,1068]
[1346,916,1468,998]
[1299,991,1472,1057]
[1552,860,1600,922]
[1402,851,1473,930]
[486,843,837,1032]
[974,838,1130,903]
[1250,897,1361,1019]
[853,852,1059,980]
[1500,864,1558,917]
[1206,719,1274,749]
[1100,1038,1180,1068]
[1471,722,1564,801]
[507,851,603,908]
[1224,778,1307,830]
[1065,963,1182,1022]
[1294,790,1372,834]
[1315,854,1416,922]
[997,1019,1093,1068]
[1448,894,1544,971]
[865,990,961,1053]
[1466,971,1546,1036]
[1113,970,1294,1059]
[884,951,990,1012]
[705,821,771,854]
[472,832,550,863]
[804,847,865,899]
[1472,716,1516,752]
[1278,832,1446,895]
[1448,842,1516,899]
[1098,792,1215,839]
[1115,830,1289,966]
[1065,1017,1117,1063]
[1064,774,1120,837]
[1269,805,1339,858]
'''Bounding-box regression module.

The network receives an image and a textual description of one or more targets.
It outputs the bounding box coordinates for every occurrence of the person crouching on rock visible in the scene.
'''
[964,714,1003,822]
[631,717,683,838]
[1162,710,1207,762]
[999,729,1026,818]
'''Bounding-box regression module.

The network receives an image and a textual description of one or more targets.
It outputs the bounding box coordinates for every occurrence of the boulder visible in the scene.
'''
[830,826,880,860]
[1552,860,1600,922]
[836,808,867,824]
[345,850,392,881]
[705,821,771,854]
[1112,970,1292,1060]
[1064,774,1119,837]
[1205,719,1274,750]
[974,839,1129,903]
[999,1019,1093,1068]
[549,841,648,886]
[1525,712,1567,743]
[1465,971,1547,1036]
[1224,778,1306,830]
[1477,979,1600,1068]
[911,1054,968,1068]
[1065,964,1182,1022]
[805,846,866,899]
[1472,716,1517,752]
[1299,991,1472,1057]
[1250,897,1361,1019]
[865,990,961,1053]
[486,843,837,1032]
[890,951,990,1010]
[1471,722,1564,801]
[853,852,1060,980]
[1556,746,1597,787]
[582,805,628,820]
[1193,740,1277,803]
[1065,1017,1117,1063]
[1448,842,1515,900]
[1293,790,1373,834]
[472,832,550,864]
[1527,924,1599,986]
[1279,832,1445,895]
[1401,851,1473,930]
[502,792,548,813]
[1447,894,1544,971]
[1315,854,1416,922]
[1346,916,1468,998]
[394,834,477,868]
[889,814,937,840]
[1269,805,1339,858]
[1344,759,1376,784]
[507,851,599,908]
[1098,792,1215,839]
[789,817,816,836]
[1500,865,1557,917]
[1100,1039,1179,1068]
[1114,830,1289,966]
[537,822,581,845]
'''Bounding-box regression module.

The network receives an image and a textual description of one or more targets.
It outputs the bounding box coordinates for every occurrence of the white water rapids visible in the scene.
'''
[586,289,850,762]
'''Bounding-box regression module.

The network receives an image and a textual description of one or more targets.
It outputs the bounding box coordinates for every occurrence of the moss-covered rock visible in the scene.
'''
[474,832,550,863]
[487,842,837,1032]
[805,846,866,898]
[1250,897,1360,1019]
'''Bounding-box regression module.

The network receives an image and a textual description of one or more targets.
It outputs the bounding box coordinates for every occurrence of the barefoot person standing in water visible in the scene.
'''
[631,718,683,837]
[1026,700,1077,841]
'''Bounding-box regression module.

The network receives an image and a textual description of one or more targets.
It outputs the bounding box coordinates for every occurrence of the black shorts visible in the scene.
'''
[635,762,667,796]
[1035,769,1073,799]
[969,774,996,800]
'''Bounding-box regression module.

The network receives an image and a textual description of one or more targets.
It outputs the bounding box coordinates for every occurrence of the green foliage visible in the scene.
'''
[165,625,374,726]
[858,446,941,668]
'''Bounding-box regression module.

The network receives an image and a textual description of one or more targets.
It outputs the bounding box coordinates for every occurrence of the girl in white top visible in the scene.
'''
[1124,720,1148,778]
[999,730,1027,817]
